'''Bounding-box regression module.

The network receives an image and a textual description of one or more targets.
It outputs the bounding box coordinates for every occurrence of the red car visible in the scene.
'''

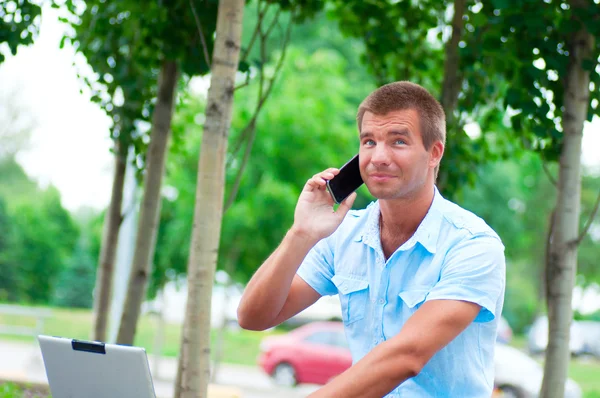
[258,321,352,386]
[258,320,582,396]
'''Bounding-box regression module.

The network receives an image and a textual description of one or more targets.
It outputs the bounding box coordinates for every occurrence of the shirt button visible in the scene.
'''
[378,299,385,304]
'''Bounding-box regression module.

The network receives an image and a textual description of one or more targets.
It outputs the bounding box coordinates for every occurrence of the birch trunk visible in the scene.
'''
[117,60,179,345]
[540,3,594,396]
[92,139,127,342]
[175,1,245,396]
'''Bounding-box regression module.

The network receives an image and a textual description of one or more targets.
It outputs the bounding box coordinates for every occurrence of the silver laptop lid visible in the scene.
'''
[38,335,156,398]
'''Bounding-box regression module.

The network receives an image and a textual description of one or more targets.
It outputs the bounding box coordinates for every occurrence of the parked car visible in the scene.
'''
[284,295,343,327]
[258,322,351,386]
[497,316,514,344]
[259,321,582,397]
[527,316,586,356]
[577,320,600,357]
[494,343,581,398]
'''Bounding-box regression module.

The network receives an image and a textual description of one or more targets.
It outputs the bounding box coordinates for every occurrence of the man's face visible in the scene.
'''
[358,109,443,200]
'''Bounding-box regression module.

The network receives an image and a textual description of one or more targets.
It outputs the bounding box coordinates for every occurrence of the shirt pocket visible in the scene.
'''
[398,287,430,311]
[332,274,369,325]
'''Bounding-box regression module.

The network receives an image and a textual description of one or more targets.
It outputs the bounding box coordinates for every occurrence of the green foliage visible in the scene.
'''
[52,237,97,309]
[149,41,375,292]
[469,0,600,160]
[9,190,79,304]
[219,46,373,282]
[0,0,42,64]
[0,160,80,304]
[0,157,39,210]
[504,266,541,334]
[0,198,19,302]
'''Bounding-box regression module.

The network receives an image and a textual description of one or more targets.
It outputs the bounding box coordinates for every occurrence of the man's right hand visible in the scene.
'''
[292,168,357,243]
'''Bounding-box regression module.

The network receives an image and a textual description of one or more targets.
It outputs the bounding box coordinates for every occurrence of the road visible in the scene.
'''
[0,339,319,397]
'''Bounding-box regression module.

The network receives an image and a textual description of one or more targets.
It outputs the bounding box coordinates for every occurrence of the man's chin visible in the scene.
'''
[367,186,404,200]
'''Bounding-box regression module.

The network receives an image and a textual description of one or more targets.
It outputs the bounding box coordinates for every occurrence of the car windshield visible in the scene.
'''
[303,330,349,349]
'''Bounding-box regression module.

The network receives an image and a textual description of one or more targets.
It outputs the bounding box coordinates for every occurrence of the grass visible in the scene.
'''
[509,334,600,397]
[0,381,50,398]
[569,360,600,397]
[0,305,279,366]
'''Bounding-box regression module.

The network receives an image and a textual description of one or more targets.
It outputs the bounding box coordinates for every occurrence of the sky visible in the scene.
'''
[1,6,599,213]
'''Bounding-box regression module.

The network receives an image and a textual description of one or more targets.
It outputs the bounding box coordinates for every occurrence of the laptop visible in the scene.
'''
[38,335,156,398]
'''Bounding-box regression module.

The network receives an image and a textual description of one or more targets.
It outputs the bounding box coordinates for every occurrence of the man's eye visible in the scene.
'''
[363,140,375,146]
[395,140,406,145]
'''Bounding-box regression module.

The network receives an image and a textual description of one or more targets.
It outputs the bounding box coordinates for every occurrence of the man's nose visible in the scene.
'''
[371,144,391,166]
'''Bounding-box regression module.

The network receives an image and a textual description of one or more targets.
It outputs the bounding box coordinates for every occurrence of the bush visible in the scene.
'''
[503,270,539,334]
[52,238,96,309]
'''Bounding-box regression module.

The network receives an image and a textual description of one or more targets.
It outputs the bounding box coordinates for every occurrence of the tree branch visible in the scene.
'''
[189,0,211,69]
[263,7,282,40]
[224,9,294,211]
[224,121,257,213]
[541,160,558,187]
[240,0,269,63]
[234,70,252,91]
[228,4,290,162]
[574,188,600,245]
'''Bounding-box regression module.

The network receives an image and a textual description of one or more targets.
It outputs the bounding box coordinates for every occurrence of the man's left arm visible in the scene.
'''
[309,234,505,398]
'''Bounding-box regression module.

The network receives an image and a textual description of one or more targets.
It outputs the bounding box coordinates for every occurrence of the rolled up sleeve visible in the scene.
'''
[425,234,506,323]
[296,236,338,297]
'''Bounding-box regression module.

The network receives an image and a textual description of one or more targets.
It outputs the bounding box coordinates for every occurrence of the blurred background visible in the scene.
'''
[1,0,599,397]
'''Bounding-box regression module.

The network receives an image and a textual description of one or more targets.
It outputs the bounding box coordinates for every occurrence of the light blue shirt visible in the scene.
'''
[297,187,506,397]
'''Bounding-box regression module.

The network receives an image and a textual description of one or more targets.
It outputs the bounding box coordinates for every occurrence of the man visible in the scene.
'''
[237,81,505,397]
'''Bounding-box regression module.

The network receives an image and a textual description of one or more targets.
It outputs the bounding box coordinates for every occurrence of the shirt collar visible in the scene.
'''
[354,186,444,254]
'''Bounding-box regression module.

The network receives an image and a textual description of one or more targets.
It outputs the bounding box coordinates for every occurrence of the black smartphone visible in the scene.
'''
[326,154,364,204]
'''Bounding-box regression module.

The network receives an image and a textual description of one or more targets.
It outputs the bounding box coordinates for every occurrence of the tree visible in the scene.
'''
[541,3,596,395]
[92,140,127,341]
[468,1,600,395]
[61,0,219,342]
[60,0,164,341]
[117,60,179,345]
[174,1,245,396]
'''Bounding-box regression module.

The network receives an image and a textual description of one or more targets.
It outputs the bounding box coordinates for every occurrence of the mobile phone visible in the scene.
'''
[326,154,364,204]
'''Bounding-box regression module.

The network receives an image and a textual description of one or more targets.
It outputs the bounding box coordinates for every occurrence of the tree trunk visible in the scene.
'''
[117,60,179,345]
[540,5,594,397]
[92,139,127,342]
[435,0,465,194]
[174,1,245,397]
[440,0,466,119]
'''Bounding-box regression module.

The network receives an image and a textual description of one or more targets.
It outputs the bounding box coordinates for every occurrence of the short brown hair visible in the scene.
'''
[357,81,446,152]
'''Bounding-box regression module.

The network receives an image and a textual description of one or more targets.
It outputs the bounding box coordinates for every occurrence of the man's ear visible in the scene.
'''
[429,141,444,169]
